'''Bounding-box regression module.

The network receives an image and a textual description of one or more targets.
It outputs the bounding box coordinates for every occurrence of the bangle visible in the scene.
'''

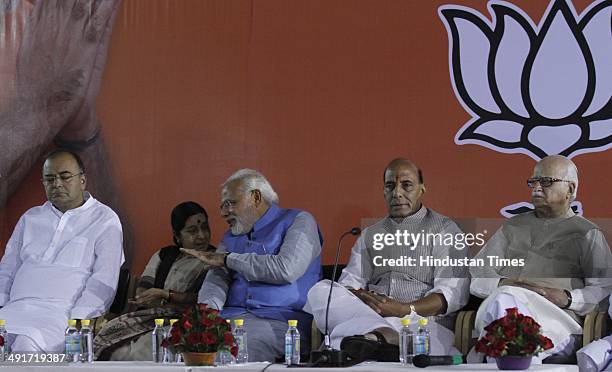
[223,253,229,266]
[563,290,572,309]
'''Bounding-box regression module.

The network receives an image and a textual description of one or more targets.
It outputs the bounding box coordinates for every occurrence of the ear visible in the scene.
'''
[251,189,262,206]
[80,174,87,189]
[420,184,427,196]
[567,182,575,199]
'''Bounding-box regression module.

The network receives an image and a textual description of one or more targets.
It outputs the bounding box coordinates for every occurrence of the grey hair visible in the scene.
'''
[223,169,279,204]
[565,160,579,201]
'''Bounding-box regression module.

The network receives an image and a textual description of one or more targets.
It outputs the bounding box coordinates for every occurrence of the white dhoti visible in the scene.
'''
[474,286,582,361]
[0,299,70,352]
[304,280,457,354]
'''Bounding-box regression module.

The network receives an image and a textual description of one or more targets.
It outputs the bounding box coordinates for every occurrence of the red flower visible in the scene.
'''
[224,332,234,345]
[198,303,208,312]
[216,316,227,325]
[183,319,193,330]
[524,326,537,336]
[474,339,488,353]
[202,332,217,345]
[503,327,516,339]
[201,318,214,327]
[539,335,553,350]
[506,308,519,318]
[187,332,201,345]
[525,341,537,354]
[170,328,182,344]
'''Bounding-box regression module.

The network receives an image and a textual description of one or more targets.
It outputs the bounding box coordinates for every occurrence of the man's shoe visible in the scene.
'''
[340,331,399,362]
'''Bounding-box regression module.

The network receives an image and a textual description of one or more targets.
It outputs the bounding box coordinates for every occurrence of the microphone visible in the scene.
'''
[310,227,361,367]
[412,354,463,368]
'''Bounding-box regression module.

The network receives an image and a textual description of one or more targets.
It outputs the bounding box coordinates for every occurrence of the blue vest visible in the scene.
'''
[221,204,322,334]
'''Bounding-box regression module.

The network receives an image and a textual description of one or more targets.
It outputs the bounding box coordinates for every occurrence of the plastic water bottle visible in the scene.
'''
[0,319,8,361]
[233,319,248,364]
[284,319,300,365]
[399,318,414,365]
[65,319,80,362]
[414,318,430,355]
[164,319,178,363]
[79,319,94,363]
[152,319,166,363]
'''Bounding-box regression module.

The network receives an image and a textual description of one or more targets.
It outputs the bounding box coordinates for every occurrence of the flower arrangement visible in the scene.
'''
[475,308,553,358]
[162,303,237,356]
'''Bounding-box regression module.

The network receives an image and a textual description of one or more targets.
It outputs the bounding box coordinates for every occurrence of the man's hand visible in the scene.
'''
[349,288,409,318]
[499,279,570,308]
[128,288,168,308]
[181,248,225,267]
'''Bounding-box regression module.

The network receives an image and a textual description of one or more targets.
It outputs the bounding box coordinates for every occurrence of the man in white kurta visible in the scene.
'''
[470,156,612,362]
[0,150,124,352]
[305,158,470,359]
[576,294,612,371]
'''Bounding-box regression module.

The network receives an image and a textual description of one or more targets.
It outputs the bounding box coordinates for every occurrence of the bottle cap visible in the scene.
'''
[288,320,298,327]
[81,319,90,326]
[400,318,411,326]
[68,319,77,327]
[418,318,428,326]
[169,319,178,326]
[234,319,244,326]
[0,319,6,326]
[226,319,231,324]
[154,319,165,326]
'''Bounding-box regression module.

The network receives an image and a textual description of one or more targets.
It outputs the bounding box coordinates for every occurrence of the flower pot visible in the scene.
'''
[496,356,532,370]
[182,352,217,366]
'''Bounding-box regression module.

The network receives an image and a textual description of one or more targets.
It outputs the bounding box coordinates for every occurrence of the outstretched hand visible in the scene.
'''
[349,288,408,318]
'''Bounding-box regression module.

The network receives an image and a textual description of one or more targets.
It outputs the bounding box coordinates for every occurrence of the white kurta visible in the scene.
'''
[304,209,470,353]
[0,193,124,351]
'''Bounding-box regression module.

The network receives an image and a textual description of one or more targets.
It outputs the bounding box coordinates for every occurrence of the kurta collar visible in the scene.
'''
[47,192,95,217]
[387,204,427,225]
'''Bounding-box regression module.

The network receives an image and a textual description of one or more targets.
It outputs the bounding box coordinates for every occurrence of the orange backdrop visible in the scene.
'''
[1,0,608,274]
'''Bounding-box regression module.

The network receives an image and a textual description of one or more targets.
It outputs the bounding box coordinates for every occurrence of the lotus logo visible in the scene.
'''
[439,0,612,160]
[439,0,611,216]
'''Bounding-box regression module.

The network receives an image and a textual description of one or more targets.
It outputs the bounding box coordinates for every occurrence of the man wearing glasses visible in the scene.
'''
[183,169,322,362]
[470,155,612,363]
[0,149,124,352]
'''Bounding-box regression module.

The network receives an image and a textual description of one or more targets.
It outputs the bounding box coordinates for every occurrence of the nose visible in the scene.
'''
[392,182,403,198]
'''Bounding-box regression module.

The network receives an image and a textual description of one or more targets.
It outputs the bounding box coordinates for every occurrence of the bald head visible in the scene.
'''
[384,158,423,184]
[530,155,578,218]
[383,158,426,219]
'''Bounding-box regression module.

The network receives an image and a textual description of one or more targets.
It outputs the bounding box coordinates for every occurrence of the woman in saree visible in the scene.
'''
[94,201,215,360]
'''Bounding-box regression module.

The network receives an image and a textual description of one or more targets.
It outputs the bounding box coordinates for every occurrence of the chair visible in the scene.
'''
[92,266,134,332]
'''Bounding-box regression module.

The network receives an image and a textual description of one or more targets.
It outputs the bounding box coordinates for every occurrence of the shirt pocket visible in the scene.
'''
[54,237,90,267]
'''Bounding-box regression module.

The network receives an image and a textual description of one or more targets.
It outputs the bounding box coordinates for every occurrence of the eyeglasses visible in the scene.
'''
[526,177,571,188]
[41,172,83,185]
[220,199,238,211]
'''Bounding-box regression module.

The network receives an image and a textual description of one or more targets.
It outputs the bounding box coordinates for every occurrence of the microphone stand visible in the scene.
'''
[310,227,360,367]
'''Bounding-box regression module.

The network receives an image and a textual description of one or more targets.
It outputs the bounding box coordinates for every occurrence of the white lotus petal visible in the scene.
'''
[494,14,531,117]
[582,5,612,116]
[473,120,524,143]
[455,18,501,114]
[527,124,581,155]
[529,9,588,119]
[589,118,612,140]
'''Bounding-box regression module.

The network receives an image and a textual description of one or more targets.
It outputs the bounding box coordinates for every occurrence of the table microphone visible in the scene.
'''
[310,227,361,367]
[412,354,463,368]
